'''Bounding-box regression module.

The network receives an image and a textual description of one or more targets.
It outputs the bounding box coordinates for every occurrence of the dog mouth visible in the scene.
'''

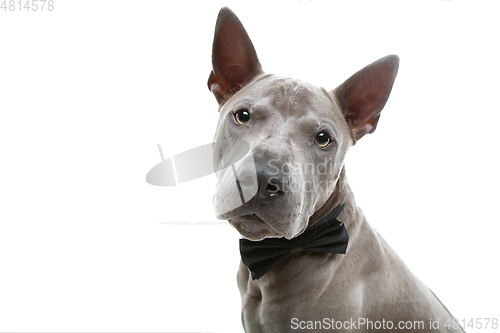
[228,213,282,241]
[215,178,310,240]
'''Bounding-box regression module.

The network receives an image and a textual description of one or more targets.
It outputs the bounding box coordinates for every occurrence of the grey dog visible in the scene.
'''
[208,7,465,333]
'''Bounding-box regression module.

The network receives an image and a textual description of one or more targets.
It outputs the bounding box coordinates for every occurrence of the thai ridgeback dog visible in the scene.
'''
[208,7,464,333]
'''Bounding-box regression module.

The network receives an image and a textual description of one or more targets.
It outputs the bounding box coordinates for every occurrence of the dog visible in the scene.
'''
[208,7,465,333]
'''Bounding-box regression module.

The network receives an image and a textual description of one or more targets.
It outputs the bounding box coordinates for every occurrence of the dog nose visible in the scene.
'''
[263,177,285,196]
[236,148,291,203]
[252,155,289,201]
[238,167,286,200]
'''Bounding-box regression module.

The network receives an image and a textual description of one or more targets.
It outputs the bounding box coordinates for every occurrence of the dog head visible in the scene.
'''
[209,8,399,241]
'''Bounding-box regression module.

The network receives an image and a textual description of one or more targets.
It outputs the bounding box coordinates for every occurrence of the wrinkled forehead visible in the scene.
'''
[221,74,338,120]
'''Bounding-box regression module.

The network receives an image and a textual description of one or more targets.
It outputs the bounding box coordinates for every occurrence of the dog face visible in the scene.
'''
[213,75,352,240]
[209,8,399,241]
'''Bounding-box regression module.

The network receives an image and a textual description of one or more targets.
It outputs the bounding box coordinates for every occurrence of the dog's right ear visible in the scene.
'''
[208,7,263,105]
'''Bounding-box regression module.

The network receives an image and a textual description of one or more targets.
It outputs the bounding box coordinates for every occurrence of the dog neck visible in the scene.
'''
[305,167,365,247]
[309,167,350,225]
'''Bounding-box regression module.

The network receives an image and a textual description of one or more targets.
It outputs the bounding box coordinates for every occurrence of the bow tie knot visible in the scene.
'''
[290,240,303,254]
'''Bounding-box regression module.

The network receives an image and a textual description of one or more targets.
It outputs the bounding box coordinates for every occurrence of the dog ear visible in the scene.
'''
[208,7,263,105]
[334,55,399,141]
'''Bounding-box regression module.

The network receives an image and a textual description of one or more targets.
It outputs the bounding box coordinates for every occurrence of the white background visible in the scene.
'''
[1,1,499,332]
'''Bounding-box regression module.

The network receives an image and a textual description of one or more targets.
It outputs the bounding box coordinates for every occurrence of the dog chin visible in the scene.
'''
[228,213,310,241]
[228,214,283,241]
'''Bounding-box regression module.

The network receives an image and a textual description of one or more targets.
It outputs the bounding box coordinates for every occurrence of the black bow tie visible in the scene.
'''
[239,203,349,280]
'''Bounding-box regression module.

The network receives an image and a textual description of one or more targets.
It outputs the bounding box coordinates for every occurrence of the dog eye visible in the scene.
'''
[314,132,331,147]
[235,109,250,124]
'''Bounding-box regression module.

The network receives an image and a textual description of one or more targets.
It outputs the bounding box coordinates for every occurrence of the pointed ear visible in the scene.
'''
[334,55,399,141]
[208,7,263,105]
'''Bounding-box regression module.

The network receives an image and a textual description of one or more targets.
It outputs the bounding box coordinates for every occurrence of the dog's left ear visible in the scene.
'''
[334,55,399,141]
[208,7,263,105]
